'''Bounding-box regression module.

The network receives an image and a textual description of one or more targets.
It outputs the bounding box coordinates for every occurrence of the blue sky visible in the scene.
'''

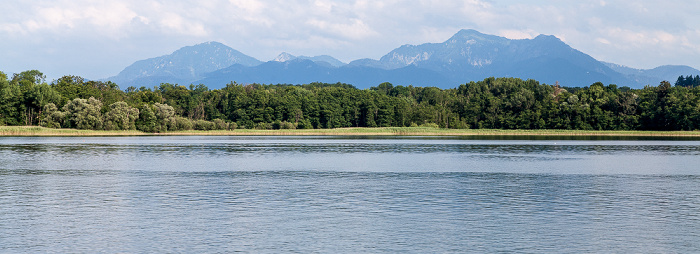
[1,0,699,81]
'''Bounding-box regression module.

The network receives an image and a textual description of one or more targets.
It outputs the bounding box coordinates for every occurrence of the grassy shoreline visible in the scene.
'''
[2,125,700,137]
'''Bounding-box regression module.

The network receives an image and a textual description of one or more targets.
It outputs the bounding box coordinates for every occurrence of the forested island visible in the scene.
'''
[2,70,700,133]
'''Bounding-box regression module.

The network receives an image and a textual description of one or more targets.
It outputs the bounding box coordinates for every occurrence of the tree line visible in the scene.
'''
[3,70,700,131]
[675,75,700,88]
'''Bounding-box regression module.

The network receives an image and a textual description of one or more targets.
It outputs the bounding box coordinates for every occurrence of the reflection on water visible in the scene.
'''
[1,136,700,252]
[2,136,700,174]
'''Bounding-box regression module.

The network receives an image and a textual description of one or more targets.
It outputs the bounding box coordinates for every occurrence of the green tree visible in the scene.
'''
[39,103,65,128]
[136,103,176,132]
[104,101,140,130]
[11,70,54,125]
[136,104,157,132]
[51,75,86,105]
[62,97,104,130]
[153,103,176,131]
[0,71,23,125]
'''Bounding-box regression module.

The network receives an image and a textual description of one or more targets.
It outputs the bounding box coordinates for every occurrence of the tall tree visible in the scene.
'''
[0,71,23,125]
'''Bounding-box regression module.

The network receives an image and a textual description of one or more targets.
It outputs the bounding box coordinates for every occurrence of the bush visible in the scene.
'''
[280,121,296,129]
[254,122,271,130]
[172,116,193,131]
[193,120,216,130]
[212,118,229,130]
[419,122,440,128]
[297,119,313,129]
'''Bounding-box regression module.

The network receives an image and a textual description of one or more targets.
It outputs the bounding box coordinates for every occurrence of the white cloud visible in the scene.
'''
[158,12,208,37]
[1,2,139,38]
[596,38,611,45]
[306,18,377,40]
[1,0,700,79]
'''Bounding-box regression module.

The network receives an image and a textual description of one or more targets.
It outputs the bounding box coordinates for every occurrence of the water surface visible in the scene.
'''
[1,136,699,253]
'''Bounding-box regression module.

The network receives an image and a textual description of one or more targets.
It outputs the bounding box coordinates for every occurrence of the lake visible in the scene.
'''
[1,136,699,253]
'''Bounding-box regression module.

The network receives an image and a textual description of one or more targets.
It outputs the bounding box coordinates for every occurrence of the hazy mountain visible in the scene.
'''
[107,30,700,89]
[196,59,450,89]
[351,29,630,87]
[603,62,700,86]
[273,52,346,67]
[348,58,387,69]
[107,41,262,87]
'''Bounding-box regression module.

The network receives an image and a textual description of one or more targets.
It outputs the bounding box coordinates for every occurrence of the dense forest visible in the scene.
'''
[2,69,700,132]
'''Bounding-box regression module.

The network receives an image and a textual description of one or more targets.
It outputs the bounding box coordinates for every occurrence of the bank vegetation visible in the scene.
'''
[3,70,700,134]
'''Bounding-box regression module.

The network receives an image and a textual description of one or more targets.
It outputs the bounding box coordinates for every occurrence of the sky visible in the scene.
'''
[1,0,699,81]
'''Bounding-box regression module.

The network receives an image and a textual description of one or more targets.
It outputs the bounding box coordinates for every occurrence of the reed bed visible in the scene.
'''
[0,126,146,136]
[2,126,700,137]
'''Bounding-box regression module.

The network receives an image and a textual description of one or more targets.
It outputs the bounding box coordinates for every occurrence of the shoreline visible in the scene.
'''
[3,126,700,137]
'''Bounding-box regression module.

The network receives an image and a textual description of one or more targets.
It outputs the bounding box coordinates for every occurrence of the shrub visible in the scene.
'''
[172,116,193,131]
[212,118,229,130]
[419,122,440,128]
[280,121,296,129]
[254,122,271,130]
[272,120,282,130]
[297,119,313,129]
[193,120,216,130]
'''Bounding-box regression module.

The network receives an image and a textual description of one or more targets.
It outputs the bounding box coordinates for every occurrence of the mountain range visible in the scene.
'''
[106,29,700,89]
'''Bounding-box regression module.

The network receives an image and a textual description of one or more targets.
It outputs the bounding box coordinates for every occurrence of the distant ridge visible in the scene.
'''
[353,29,628,87]
[106,41,261,87]
[106,30,700,89]
[273,52,346,67]
[603,62,700,86]
[196,59,451,88]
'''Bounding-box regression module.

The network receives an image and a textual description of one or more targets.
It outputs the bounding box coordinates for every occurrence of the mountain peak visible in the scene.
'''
[174,41,229,53]
[272,53,346,67]
[196,41,225,47]
[107,41,261,86]
[274,52,296,62]
[533,34,562,42]
[447,29,505,44]
[455,29,483,36]
[298,55,346,67]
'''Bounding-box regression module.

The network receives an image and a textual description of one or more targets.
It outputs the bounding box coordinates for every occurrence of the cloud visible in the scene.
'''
[0,2,139,39]
[1,0,700,80]
[596,38,611,45]
[158,12,208,37]
[306,18,377,40]
[0,1,217,39]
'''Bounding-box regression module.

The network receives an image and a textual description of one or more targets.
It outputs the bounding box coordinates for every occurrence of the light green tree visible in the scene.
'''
[62,97,103,130]
[136,103,176,132]
[104,101,139,130]
[153,103,176,131]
